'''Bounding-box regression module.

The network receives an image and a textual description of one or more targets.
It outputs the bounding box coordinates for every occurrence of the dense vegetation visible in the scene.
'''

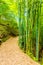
[18,0,43,65]
[0,0,18,44]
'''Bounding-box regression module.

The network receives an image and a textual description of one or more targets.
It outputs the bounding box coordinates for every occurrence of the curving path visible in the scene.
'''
[0,37,40,65]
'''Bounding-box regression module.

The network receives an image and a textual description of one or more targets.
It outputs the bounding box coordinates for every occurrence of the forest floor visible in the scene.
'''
[0,37,40,65]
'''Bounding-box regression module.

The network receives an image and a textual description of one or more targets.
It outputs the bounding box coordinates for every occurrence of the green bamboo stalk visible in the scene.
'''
[22,0,26,52]
[18,0,22,46]
[26,0,31,53]
[31,0,36,55]
[36,0,41,61]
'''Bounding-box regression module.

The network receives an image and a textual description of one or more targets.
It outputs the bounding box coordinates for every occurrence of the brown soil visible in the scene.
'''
[0,37,40,65]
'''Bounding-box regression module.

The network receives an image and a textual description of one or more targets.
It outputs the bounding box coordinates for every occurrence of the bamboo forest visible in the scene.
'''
[0,0,43,65]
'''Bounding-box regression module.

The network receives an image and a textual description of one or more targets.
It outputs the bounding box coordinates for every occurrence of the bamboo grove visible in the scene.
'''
[18,0,43,64]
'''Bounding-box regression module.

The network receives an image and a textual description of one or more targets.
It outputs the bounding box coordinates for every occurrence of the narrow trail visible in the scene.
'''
[0,37,40,65]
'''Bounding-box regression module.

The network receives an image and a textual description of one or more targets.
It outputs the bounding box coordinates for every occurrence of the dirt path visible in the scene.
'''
[0,37,40,65]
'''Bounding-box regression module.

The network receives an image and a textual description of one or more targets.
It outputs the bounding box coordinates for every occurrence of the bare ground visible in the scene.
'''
[0,37,40,65]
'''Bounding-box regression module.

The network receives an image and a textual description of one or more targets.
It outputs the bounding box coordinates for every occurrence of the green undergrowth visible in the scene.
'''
[0,23,19,45]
